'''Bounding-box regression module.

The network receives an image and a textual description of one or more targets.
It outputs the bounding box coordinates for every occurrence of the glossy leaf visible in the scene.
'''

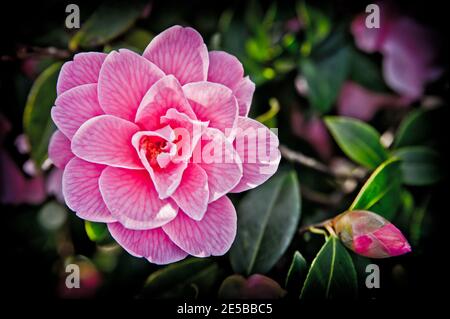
[350,158,402,220]
[285,251,308,297]
[142,258,222,299]
[349,49,387,93]
[325,116,388,169]
[230,170,301,275]
[69,0,148,50]
[301,46,350,113]
[23,62,62,168]
[300,235,357,300]
[393,108,441,148]
[393,146,442,186]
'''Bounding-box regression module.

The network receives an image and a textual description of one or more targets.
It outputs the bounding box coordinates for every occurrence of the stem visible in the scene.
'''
[1,46,71,62]
[279,145,366,181]
[299,218,332,235]
[308,227,328,237]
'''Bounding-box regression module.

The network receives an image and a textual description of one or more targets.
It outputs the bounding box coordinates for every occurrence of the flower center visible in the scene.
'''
[140,136,168,167]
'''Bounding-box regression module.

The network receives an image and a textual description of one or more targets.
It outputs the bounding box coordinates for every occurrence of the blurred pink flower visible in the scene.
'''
[337,81,411,121]
[351,2,442,99]
[333,210,411,258]
[291,108,332,160]
[1,117,46,205]
[49,25,280,264]
[0,150,46,205]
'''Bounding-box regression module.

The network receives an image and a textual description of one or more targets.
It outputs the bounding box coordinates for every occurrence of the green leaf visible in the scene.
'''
[300,236,357,300]
[301,45,350,113]
[296,1,331,55]
[23,62,62,167]
[142,258,222,299]
[230,170,301,275]
[285,251,308,297]
[350,158,402,219]
[325,116,388,169]
[393,108,440,148]
[85,221,109,243]
[69,0,148,50]
[349,49,387,92]
[393,146,442,186]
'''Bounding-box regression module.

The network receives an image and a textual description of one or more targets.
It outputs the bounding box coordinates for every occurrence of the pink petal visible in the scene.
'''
[108,223,188,265]
[46,168,65,203]
[143,25,208,85]
[207,51,254,116]
[57,52,106,95]
[99,167,178,230]
[52,84,104,139]
[194,128,242,202]
[207,51,244,91]
[48,130,73,169]
[160,108,207,161]
[372,223,412,256]
[71,115,142,169]
[234,76,255,117]
[170,164,209,221]
[146,161,187,200]
[98,49,165,121]
[162,196,237,257]
[231,117,280,193]
[135,75,196,131]
[63,157,115,222]
[183,81,238,136]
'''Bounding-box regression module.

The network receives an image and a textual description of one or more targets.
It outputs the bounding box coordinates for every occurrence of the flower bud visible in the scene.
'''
[333,210,411,258]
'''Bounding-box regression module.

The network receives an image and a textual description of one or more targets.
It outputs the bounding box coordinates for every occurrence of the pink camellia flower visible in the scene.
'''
[48,26,280,264]
[333,210,411,258]
[351,1,442,100]
[337,81,411,121]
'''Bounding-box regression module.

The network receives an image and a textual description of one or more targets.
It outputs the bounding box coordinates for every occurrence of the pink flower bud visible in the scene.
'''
[333,210,411,258]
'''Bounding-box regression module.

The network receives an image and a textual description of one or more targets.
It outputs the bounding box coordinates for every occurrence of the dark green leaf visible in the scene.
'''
[350,158,402,219]
[285,251,308,297]
[23,62,62,168]
[301,46,350,113]
[393,108,441,148]
[300,236,357,300]
[69,0,148,50]
[230,170,301,275]
[296,1,331,55]
[393,146,442,186]
[325,116,388,169]
[349,49,387,92]
[142,258,222,299]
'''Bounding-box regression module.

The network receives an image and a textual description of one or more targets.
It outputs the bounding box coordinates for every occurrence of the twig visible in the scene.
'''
[301,186,343,206]
[1,46,71,62]
[279,145,366,180]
